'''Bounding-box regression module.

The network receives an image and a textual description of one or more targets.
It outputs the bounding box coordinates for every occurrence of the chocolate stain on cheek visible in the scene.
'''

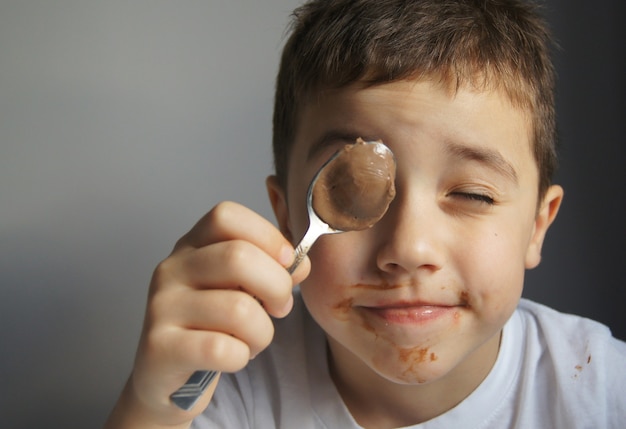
[332,296,353,320]
[331,294,378,334]
[459,291,470,306]
[351,281,403,290]
[454,290,470,324]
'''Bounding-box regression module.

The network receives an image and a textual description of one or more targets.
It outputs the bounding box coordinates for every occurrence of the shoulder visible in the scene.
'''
[512,299,626,427]
[516,298,626,371]
[517,298,625,350]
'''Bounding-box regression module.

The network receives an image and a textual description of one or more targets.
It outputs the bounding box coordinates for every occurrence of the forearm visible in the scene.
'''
[103,378,192,429]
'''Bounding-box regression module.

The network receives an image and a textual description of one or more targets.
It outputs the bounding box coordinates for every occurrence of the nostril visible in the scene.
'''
[377,257,404,275]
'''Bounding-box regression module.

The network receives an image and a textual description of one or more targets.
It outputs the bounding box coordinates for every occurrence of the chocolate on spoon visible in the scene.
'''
[287,138,396,273]
[312,138,396,231]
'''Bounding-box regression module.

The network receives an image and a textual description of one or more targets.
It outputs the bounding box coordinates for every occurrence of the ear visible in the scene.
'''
[525,185,564,269]
[266,175,294,243]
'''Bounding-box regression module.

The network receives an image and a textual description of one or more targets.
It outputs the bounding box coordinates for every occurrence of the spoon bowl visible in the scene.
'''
[288,139,396,271]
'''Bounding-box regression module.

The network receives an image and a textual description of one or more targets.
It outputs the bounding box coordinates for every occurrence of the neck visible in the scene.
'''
[327,332,501,428]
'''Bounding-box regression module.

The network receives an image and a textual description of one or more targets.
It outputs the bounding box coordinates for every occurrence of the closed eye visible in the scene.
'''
[451,192,496,205]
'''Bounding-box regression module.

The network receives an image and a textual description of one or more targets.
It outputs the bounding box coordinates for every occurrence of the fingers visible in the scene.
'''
[155,328,256,374]
[176,201,311,287]
[160,289,275,360]
[175,201,295,268]
[158,239,293,317]
[158,200,309,317]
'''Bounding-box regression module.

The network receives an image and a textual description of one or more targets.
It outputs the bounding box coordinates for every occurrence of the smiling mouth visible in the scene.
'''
[338,283,470,325]
[359,302,464,325]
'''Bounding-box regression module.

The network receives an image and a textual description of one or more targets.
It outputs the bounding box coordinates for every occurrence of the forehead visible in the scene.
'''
[292,79,533,167]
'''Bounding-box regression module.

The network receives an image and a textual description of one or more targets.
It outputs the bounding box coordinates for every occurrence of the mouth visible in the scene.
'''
[359,301,464,325]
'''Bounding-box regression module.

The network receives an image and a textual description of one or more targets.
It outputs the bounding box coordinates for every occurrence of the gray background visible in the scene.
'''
[0,1,623,428]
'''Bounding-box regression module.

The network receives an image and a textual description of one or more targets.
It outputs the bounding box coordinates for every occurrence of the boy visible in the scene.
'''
[105,0,626,428]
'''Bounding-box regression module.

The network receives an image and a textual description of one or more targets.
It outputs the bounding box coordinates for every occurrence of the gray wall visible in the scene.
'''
[0,1,623,428]
[523,0,625,341]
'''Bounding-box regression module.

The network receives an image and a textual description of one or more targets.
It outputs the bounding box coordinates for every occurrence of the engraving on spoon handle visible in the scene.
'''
[287,225,320,274]
[170,369,219,410]
[288,243,309,274]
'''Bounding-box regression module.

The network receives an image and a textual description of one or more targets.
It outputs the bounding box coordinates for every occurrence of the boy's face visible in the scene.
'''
[269,79,562,387]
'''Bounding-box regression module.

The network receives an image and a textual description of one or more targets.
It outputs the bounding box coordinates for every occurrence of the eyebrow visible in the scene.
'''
[307,131,519,184]
[306,129,380,161]
[446,142,519,184]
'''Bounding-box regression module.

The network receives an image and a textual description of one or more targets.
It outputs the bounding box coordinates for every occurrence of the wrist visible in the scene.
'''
[103,377,193,429]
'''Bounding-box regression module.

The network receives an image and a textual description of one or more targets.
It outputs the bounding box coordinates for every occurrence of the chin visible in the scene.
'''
[369,348,449,385]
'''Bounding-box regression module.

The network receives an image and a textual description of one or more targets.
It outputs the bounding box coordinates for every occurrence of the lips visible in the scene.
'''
[360,302,460,325]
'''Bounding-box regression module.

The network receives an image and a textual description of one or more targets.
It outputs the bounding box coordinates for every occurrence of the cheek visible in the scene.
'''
[301,238,345,291]
[460,225,528,318]
[287,201,309,245]
[299,236,359,323]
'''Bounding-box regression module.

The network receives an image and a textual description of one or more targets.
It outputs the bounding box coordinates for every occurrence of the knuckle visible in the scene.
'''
[147,288,174,321]
[202,334,225,362]
[204,334,247,370]
[142,327,168,359]
[221,241,251,271]
[229,292,257,321]
[149,257,176,293]
[208,201,237,227]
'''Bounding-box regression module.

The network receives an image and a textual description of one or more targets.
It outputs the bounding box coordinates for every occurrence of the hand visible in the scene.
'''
[105,201,309,428]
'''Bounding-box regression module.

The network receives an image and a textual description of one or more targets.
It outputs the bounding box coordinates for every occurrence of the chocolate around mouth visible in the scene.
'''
[312,138,396,231]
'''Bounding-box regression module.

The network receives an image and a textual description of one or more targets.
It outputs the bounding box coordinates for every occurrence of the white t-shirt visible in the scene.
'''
[192,291,626,428]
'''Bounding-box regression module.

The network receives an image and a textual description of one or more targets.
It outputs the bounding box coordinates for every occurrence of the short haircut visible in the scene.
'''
[272,0,558,200]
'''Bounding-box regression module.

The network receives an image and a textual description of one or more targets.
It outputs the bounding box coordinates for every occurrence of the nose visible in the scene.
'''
[374,184,446,278]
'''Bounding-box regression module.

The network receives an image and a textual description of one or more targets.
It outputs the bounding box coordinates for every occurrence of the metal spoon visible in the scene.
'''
[288,139,396,271]
[170,140,396,410]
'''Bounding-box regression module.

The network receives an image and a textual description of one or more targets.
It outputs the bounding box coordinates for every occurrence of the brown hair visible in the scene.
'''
[272,0,558,200]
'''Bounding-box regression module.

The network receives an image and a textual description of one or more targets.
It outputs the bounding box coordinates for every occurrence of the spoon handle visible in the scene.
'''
[170,369,219,410]
[287,224,321,273]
